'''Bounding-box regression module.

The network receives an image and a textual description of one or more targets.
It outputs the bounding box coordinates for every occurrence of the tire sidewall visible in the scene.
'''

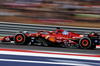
[14,33,26,45]
[79,37,92,49]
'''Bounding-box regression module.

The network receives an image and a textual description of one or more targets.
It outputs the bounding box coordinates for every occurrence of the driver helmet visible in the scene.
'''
[56,27,62,34]
[23,31,29,34]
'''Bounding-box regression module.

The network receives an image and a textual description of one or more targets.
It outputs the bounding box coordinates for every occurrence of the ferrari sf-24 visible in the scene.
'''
[1,28,99,49]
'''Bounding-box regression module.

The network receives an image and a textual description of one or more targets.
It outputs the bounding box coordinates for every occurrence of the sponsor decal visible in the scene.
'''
[36,34,39,37]
[31,37,35,39]
[56,37,62,39]
[56,40,61,43]
[95,40,98,43]
[63,40,73,44]
[69,40,73,43]
[31,40,34,42]
[45,35,49,39]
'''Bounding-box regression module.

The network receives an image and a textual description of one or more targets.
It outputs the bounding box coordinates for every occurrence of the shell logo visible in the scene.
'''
[49,37,55,42]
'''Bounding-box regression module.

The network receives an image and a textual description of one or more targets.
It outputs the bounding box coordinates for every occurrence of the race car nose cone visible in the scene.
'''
[5,37,10,41]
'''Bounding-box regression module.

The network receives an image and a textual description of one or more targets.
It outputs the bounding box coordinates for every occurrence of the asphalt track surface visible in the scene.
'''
[0,42,100,55]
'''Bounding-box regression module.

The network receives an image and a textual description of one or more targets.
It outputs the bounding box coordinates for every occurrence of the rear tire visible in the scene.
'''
[79,37,95,49]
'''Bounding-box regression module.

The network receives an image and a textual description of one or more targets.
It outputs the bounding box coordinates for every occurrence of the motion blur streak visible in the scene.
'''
[0,48,100,66]
[0,48,100,61]
[0,59,90,66]
[0,0,100,27]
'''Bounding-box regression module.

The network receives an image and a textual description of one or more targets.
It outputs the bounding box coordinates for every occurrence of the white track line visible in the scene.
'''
[0,51,100,61]
[0,59,92,66]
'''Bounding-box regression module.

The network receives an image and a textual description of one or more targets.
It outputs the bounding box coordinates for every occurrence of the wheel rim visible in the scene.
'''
[82,39,89,47]
[16,35,23,42]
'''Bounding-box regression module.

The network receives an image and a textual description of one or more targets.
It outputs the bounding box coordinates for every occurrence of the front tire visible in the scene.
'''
[14,33,30,45]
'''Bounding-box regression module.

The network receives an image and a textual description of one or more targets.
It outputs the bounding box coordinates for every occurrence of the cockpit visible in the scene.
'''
[56,27,69,35]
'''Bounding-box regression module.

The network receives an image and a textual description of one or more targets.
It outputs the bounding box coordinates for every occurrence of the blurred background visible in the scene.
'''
[0,0,100,27]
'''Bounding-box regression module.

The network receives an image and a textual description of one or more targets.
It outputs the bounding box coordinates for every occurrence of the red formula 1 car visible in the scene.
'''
[1,27,99,49]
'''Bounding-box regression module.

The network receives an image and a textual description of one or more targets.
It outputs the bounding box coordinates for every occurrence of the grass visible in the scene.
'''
[75,14,100,18]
